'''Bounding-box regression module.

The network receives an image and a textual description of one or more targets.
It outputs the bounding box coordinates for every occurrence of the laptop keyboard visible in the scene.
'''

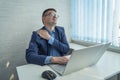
[49,64,66,75]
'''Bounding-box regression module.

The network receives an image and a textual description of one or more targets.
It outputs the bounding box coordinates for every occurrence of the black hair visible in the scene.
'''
[42,8,57,17]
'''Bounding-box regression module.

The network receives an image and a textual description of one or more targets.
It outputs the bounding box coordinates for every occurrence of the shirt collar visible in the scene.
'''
[44,26,55,34]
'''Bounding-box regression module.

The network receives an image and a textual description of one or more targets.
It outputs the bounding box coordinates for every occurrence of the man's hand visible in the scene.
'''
[37,30,51,40]
[50,56,70,64]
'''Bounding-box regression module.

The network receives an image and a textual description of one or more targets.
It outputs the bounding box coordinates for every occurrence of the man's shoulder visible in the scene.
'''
[30,31,38,39]
[32,31,37,35]
[33,27,43,34]
[55,26,64,29]
[55,26,64,31]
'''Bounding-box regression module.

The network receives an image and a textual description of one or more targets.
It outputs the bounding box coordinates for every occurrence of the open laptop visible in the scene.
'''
[49,43,111,76]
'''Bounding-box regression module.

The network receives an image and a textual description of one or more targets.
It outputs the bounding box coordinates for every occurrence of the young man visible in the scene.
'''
[26,8,70,66]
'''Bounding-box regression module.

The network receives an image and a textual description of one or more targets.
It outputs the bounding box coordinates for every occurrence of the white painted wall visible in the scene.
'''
[0,0,71,58]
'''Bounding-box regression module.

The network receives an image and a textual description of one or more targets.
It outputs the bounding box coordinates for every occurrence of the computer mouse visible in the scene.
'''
[41,70,57,80]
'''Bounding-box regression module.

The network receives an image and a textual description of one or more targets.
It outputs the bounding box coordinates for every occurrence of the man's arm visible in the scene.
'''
[37,27,69,55]
[26,32,47,66]
[52,27,69,54]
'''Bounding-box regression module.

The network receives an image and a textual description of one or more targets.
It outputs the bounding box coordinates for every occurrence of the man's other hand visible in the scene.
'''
[50,56,70,64]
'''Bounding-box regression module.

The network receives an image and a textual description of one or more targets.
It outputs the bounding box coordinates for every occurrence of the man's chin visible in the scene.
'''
[49,22,57,26]
[52,22,57,25]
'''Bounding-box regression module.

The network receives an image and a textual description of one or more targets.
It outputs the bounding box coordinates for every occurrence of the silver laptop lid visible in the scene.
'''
[63,43,110,75]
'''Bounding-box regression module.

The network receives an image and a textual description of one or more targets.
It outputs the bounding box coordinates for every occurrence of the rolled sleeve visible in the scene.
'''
[44,56,52,64]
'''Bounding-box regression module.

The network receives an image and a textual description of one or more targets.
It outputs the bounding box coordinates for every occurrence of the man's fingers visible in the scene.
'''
[58,57,69,64]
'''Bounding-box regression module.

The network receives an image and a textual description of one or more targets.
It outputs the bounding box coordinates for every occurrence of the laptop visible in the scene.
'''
[49,43,111,76]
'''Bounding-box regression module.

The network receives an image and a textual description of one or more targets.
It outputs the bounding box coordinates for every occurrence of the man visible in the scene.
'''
[26,8,70,66]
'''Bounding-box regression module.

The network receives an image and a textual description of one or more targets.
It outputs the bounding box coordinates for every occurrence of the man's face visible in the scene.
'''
[42,10,59,25]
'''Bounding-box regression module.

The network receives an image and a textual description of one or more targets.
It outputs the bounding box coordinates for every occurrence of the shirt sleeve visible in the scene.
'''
[48,36,54,45]
[44,56,52,64]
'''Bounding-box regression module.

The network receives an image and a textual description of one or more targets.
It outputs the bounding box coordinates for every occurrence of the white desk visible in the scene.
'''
[16,43,120,80]
[17,64,104,80]
[76,51,120,80]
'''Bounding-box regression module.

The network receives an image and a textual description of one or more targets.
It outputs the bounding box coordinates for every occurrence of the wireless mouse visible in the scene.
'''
[41,70,57,80]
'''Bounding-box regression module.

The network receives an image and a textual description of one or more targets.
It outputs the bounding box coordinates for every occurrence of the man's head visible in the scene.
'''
[42,8,59,26]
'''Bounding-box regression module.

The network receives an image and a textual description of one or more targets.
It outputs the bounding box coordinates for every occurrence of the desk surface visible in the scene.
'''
[78,51,120,79]
[16,43,120,80]
[17,64,104,80]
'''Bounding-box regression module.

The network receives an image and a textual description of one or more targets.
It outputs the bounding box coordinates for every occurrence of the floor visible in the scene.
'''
[0,53,26,80]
